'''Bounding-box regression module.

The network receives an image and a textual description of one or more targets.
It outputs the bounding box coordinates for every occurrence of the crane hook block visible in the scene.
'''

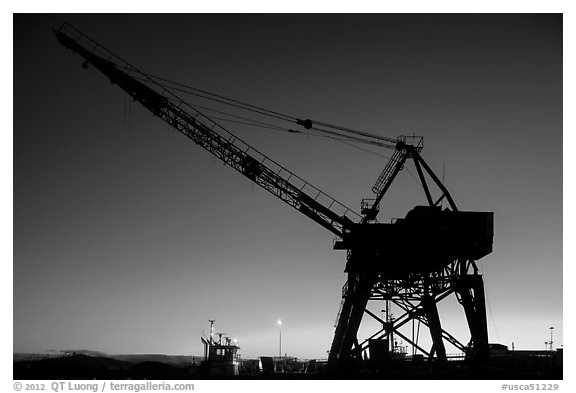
[296,119,313,129]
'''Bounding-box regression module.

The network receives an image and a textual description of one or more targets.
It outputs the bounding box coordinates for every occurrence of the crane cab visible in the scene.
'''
[334,205,493,277]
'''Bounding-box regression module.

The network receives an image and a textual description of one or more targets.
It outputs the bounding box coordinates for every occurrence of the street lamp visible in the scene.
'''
[277,319,282,359]
[549,326,554,351]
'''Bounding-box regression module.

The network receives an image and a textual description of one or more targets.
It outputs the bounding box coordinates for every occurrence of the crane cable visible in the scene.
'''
[133,74,423,184]
[205,112,394,159]
[143,72,295,123]
[135,74,398,150]
[303,120,397,145]
[135,75,394,158]
[141,72,400,149]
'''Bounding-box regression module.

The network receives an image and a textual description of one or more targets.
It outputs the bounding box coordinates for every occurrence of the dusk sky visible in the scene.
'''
[13,14,562,359]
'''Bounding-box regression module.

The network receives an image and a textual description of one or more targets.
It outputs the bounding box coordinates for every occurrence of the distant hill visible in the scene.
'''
[111,354,201,367]
[14,349,109,362]
[63,349,109,357]
[14,351,203,365]
[14,354,135,379]
[13,353,63,362]
[13,349,209,380]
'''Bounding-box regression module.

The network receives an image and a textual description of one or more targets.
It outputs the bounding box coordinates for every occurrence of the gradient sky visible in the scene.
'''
[13,14,562,359]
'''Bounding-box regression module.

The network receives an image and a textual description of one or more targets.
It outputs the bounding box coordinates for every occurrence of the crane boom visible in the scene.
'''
[54,22,361,237]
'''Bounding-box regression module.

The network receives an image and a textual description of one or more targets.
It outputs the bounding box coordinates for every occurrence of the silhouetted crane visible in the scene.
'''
[54,22,493,374]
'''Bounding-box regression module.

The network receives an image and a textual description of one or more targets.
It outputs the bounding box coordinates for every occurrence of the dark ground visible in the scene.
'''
[13,352,562,380]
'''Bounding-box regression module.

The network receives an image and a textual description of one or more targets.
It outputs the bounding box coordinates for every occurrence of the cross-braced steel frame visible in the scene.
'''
[359,258,488,361]
[327,145,490,373]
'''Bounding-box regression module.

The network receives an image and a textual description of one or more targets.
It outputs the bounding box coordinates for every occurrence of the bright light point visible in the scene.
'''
[277,319,282,326]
